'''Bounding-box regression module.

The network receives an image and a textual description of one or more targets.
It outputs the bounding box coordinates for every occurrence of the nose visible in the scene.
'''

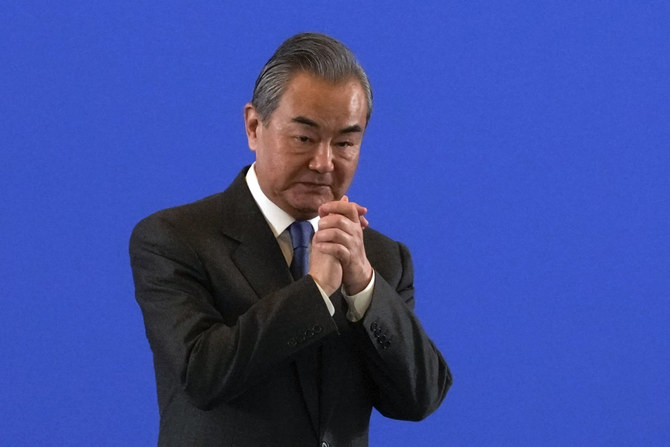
[308,142,334,173]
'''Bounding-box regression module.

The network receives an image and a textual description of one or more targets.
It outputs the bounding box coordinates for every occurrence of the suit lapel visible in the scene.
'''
[217,168,293,298]
[217,167,322,436]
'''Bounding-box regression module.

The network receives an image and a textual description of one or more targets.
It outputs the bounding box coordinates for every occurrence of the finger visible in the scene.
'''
[354,203,367,217]
[313,226,355,246]
[319,200,362,223]
[318,214,360,236]
[312,240,351,264]
[341,195,367,219]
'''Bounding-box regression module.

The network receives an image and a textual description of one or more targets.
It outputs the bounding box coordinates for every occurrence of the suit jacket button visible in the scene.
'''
[378,335,386,343]
[287,338,297,347]
[305,329,314,337]
[313,324,323,334]
[370,321,378,331]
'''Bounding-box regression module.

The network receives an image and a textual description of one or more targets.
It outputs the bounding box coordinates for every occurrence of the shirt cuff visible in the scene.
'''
[314,281,335,316]
[341,271,375,322]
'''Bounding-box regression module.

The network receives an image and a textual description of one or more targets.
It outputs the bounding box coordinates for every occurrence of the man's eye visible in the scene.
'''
[295,136,310,143]
[335,141,353,147]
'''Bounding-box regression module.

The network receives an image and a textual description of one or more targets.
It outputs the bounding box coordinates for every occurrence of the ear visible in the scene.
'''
[244,103,261,152]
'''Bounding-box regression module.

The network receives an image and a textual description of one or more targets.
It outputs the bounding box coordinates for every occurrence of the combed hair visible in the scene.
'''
[251,32,373,124]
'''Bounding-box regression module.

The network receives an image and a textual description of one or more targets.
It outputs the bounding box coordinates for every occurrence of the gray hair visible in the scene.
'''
[251,32,373,125]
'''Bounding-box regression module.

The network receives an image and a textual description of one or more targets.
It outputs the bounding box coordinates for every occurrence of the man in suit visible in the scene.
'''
[130,32,451,446]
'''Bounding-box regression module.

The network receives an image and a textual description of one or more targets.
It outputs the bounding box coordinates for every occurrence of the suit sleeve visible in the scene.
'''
[355,241,452,420]
[129,214,336,410]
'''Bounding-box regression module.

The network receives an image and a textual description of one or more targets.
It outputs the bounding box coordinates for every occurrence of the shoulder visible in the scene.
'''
[130,168,251,244]
[128,192,231,260]
[132,191,226,238]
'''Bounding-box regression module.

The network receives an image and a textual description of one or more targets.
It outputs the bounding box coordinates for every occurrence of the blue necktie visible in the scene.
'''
[289,221,314,280]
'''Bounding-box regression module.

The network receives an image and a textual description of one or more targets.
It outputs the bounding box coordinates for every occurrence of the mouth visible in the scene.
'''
[296,181,331,189]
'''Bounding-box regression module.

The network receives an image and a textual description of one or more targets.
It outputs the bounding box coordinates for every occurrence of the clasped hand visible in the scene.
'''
[309,195,373,296]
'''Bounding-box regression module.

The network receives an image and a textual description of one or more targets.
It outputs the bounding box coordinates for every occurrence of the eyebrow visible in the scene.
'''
[291,116,363,134]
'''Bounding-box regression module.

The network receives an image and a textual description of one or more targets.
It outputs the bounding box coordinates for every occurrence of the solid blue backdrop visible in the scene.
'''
[2,1,668,445]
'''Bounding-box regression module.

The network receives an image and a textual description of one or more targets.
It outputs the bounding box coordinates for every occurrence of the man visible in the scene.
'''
[130,32,451,446]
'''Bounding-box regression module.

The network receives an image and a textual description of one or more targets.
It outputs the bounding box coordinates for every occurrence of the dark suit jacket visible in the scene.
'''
[129,167,451,446]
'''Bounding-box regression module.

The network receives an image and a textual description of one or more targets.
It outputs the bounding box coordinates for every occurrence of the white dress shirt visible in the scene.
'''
[245,163,374,322]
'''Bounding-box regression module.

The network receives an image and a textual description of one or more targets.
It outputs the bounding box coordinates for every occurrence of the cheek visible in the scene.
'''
[273,160,309,189]
[335,157,359,179]
[331,164,358,194]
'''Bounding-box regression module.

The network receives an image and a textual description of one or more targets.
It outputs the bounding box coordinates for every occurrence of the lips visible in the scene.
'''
[295,180,332,188]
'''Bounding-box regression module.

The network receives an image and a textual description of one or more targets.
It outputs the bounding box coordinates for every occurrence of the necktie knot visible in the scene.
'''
[289,221,313,250]
[289,221,314,280]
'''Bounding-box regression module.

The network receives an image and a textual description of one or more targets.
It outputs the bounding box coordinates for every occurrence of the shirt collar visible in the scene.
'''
[245,163,319,238]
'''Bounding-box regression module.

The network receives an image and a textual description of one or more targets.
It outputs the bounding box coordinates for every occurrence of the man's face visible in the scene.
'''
[244,71,368,220]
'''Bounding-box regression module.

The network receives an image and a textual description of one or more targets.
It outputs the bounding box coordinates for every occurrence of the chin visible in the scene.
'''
[289,206,319,220]
[288,193,333,217]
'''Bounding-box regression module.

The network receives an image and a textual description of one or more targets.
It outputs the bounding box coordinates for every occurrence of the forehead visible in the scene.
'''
[274,72,368,127]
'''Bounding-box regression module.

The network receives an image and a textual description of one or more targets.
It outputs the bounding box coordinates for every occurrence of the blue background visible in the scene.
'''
[2,1,669,445]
